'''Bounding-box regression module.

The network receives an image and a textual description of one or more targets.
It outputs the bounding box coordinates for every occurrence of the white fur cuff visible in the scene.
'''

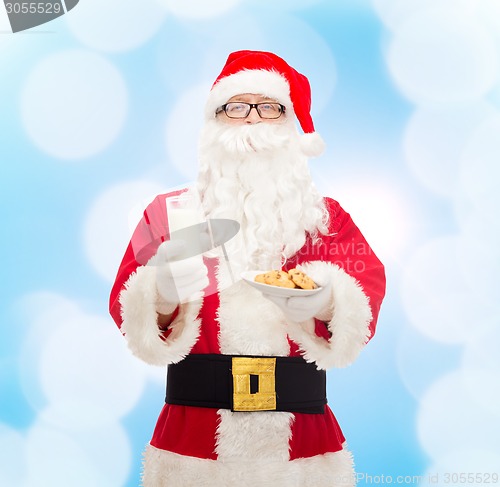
[119,265,203,366]
[286,261,373,369]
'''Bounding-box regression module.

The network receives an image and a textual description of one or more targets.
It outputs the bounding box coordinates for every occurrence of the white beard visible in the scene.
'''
[196,119,328,271]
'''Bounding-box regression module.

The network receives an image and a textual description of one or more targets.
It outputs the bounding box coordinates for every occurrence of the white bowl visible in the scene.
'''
[240,271,322,297]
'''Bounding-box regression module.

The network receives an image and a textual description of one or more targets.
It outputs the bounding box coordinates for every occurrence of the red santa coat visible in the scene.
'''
[109,191,385,487]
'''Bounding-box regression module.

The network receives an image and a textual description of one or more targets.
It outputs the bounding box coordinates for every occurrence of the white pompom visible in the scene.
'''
[299,132,326,157]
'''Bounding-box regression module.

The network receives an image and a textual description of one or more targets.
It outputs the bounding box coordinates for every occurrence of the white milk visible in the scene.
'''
[167,207,203,233]
[166,197,206,290]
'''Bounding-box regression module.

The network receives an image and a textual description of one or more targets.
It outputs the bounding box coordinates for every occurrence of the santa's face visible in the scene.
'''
[197,94,327,271]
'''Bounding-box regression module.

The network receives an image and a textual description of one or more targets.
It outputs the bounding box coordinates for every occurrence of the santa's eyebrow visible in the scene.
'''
[227,94,279,103]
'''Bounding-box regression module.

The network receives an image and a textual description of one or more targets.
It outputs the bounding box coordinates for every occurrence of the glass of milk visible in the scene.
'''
[166,191,205,233]
[165,190,209,265]
[165,189,236,286]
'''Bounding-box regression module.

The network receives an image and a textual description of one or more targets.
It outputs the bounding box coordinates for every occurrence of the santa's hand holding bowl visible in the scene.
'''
[262,280,334,323]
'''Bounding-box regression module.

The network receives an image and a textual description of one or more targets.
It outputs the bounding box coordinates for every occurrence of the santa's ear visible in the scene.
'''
[300,132,325,158]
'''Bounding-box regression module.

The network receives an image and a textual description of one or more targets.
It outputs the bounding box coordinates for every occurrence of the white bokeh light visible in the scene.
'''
[40,399,120,432]
[155,0,242,20]
[20,292,147,422]
[18,292,84,412]
[472,0,500,34]
[462,328,500,418]
[84,180,165,282]
[156,36,218,95]
[453,196,500,247]
[15,291,155,484]
[403,102,498,198]
[66,0,167,52]
[0,1,9,29]
[490,82,500,111]
[372,0,476,31]
[396,325,459,400]
[21,49,128,160]
[386,7,499,105]
[39,312,146,419]
[24,424,102,487]
[199,19,267,83]
[0,2,15,60]
[246,0,323,10]
[314,173,415,262]
[27,412,131,487]
[425,448,500,485]
[400,236,497,344]
[0,424,26,486]
[24,419,130,487]
[458,113,500,223]
[417,371,500,460]
[455,210,500,307]
[165,83,210,181]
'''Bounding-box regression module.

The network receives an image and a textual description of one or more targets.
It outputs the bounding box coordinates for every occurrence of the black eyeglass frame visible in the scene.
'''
[216,102,286,119]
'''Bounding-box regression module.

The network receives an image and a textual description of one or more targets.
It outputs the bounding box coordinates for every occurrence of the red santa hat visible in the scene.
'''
[205,50,325,157]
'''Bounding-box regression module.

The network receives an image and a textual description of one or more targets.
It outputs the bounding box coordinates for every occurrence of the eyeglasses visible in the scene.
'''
[216,102,286,119]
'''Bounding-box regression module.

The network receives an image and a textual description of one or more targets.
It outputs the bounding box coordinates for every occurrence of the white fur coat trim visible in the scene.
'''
[215,409,293,461]
[119,265,202,366]
[204,69,294,121]
[286,261,373,370]
[213,263,294,467]
[142,443,355,487]
[216,267,291,356]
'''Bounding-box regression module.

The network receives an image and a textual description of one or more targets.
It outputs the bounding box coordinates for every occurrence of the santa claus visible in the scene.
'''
[109,50,386,486]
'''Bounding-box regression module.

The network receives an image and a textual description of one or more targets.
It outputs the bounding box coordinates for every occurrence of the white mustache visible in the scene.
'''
[212,122,294,154]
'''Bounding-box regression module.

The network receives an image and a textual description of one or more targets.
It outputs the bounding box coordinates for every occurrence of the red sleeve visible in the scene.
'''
[324,197,386,338]
[286,197,386,341]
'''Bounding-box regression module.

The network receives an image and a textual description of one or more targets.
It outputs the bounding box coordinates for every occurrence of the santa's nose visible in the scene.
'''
[245,107,261,124]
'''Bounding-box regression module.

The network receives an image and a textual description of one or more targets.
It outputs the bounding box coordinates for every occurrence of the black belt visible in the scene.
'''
[165,354,327,414]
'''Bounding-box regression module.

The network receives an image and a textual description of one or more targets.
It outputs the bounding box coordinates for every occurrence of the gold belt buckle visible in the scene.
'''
[231,357,277,412]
